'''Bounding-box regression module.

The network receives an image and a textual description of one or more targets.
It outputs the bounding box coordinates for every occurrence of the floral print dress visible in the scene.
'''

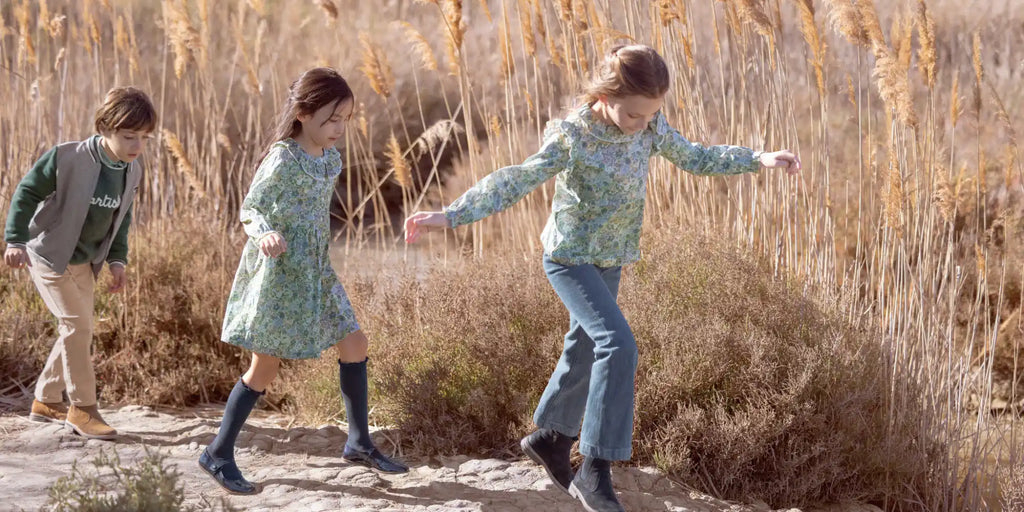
[221,139,360,359]
[444,105,762,267]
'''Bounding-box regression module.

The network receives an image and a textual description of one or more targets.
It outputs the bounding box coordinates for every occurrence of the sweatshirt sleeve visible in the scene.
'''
[443,120,573,228]
[240,147,288,241]
[4,147,59,245]
[106,203,132,266]
[650,112,762,176]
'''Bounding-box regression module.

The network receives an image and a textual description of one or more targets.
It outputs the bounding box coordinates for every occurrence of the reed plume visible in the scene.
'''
[972,32,983,116]
[659,0,681,26]
[163,0,201,78]
[950,74,961,128]
[317,0,339,25]
[387,133,412,188]
[359,33,395,98]
[915,0,936,89]
[500,14,515,81]
[397,21,438,71]
[15,0,36,65]
[443,0,465,74]
[733,0,774,39]
[162,129,206,199]
[794,0,825,99]
[518,0,536,57]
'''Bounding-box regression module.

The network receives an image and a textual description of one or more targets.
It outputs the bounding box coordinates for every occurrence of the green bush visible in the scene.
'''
[43,449,235,512]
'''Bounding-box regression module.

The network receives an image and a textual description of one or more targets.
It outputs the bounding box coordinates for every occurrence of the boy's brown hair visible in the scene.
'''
[94,86,158,133]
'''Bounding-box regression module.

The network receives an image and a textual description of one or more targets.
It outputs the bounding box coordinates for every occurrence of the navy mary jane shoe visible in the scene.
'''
[342,445,409,474]
[198,449,259,495]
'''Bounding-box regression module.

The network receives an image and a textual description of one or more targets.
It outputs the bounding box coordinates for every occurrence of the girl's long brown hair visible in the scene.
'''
[580,45,670,105]
[256,67,354,167]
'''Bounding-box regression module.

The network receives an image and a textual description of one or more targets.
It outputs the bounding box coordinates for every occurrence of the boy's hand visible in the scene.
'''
[4,247,31,269]
[759,150,802,176]
[108,264,127,293]
[404,211,450,244]
[259,232,287,258]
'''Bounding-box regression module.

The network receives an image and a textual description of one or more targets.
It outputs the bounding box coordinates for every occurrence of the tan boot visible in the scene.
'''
[29,400,68,424]
[65,405,117,440]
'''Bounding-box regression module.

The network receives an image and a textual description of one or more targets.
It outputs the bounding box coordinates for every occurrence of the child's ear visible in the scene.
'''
[296,112,312,123]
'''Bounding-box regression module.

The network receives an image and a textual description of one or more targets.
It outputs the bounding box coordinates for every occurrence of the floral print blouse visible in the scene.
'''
[443,105,762,267]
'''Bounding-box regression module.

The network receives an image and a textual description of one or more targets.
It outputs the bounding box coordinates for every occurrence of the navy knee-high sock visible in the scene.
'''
[207,378,264,461]
[339,358,374,451]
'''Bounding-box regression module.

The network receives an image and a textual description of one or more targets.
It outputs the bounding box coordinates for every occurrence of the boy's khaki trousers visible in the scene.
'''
[28,255,98,407]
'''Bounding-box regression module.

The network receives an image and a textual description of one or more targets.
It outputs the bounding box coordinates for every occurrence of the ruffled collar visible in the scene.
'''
[575,104,643,144]
[279,138,342,180]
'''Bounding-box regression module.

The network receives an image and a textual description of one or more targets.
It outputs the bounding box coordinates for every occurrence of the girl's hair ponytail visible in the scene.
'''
[257,67,354,167]
[580,45,670,105]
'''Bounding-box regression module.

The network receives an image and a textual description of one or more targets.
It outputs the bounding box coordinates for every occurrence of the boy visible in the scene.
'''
[4,86,157,440]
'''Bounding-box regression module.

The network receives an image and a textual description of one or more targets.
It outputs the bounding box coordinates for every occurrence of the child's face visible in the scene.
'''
[297,98,354,151]
[101,129,151,162]
[596,94,665,135]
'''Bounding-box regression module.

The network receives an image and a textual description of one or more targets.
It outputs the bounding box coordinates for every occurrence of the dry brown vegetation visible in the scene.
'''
[1,0,1023,510]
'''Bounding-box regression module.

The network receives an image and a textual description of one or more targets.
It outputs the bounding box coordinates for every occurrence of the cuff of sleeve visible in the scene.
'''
[751,151,764,172]
[108,260,127,268]
[256,230,280,243]
[442,208,463,229]
[6,242,27,249]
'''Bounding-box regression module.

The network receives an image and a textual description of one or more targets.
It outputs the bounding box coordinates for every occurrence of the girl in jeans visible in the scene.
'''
[405,45,801,511]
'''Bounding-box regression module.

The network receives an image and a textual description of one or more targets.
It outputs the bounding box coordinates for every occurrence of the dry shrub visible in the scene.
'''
[1001,461,1024,512]
[343,256,568,455]
[626,229,938,508]
[89,218,247,406]
[0,268,54,397]
[0,218,248,408]
[281,226,940,508]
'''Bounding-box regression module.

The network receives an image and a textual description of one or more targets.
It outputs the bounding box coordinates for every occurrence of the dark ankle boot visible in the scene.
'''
[569,457,625,512]
[520,428,576,493]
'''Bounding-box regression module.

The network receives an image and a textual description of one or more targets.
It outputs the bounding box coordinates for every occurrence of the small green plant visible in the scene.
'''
[43,448,236,512]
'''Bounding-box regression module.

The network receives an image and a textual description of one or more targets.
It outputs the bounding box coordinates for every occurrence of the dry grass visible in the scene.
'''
[0,218,245,407]
[1,0,1023,509]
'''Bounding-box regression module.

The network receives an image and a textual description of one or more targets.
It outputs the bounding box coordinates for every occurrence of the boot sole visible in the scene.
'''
[64,421,117,440]
[28,413,65,424]
[520,437,571,495]
[569,482,625,512]
[197,460,261,495]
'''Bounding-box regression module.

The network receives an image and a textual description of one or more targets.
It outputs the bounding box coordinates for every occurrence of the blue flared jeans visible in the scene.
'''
[533,255,638,461]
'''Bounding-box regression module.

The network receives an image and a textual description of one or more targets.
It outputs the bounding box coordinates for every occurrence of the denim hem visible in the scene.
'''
[578,440,631,461]
[534,418,580,439]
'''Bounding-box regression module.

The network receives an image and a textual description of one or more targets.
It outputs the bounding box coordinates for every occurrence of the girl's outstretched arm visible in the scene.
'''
[405,120,573,243]
[651,112,801,176]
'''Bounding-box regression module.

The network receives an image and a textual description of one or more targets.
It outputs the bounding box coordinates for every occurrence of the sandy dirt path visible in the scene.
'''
[0,404,809,512]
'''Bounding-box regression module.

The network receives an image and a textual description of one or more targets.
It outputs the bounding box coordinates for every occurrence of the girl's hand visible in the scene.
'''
[759,150,802,176]
[259,232,287,258]
[108,264,127,293]
[404,211,450,244]
[4,247,31,269]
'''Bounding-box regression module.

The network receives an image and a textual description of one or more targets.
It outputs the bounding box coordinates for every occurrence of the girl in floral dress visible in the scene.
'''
[199,67,407,496]
[404,45,801,512]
